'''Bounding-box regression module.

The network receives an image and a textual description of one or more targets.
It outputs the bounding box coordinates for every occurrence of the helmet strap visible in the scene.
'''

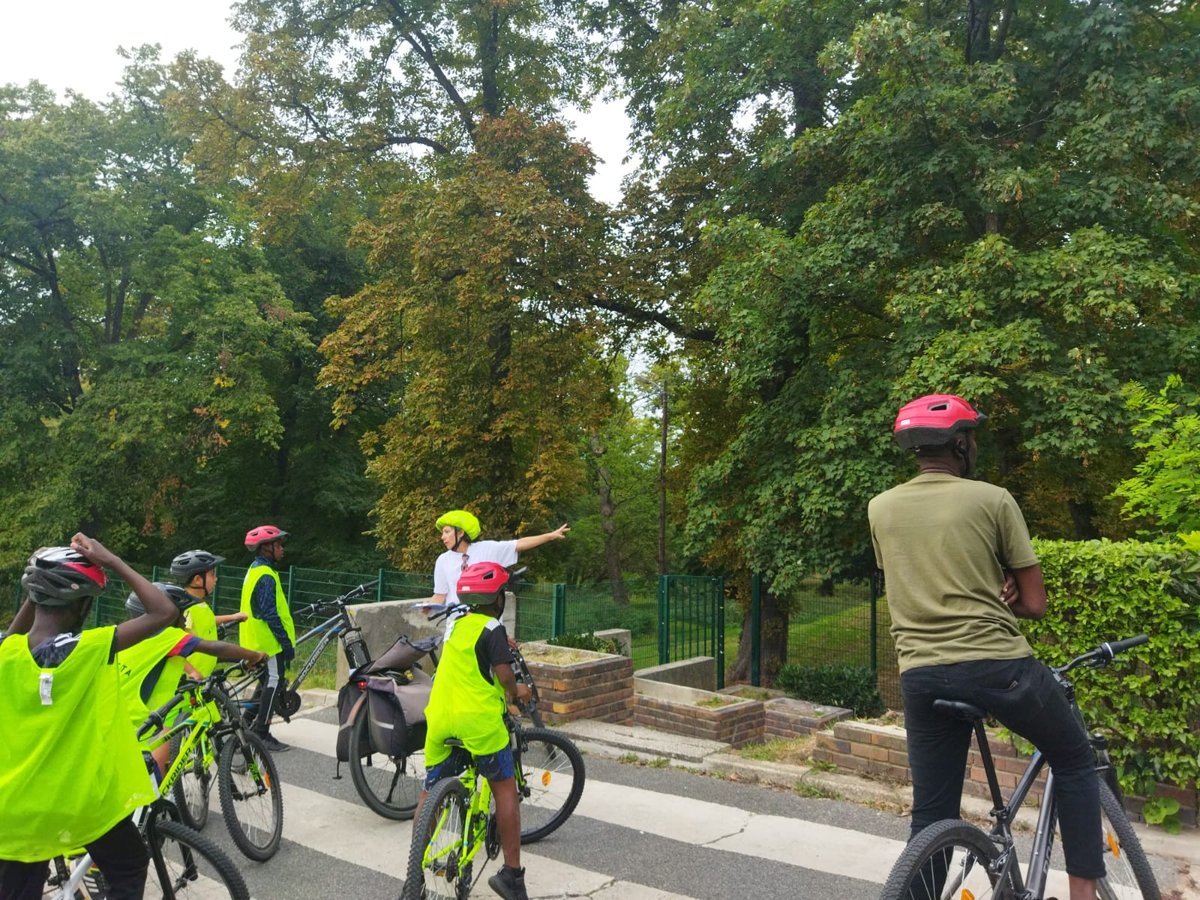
[452,530,471,552]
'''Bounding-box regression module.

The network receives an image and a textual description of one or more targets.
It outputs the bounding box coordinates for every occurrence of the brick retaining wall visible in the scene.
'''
[523,652,634,724]
[633,694,764,748]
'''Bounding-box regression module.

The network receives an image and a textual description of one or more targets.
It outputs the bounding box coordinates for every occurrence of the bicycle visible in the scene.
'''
[256,579,379,723]
[400,703,585,899]
[44,708,254,900]
[878,635,1161,900]
[145,663,284,862]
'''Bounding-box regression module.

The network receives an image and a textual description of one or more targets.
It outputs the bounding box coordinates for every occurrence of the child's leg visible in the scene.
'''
[0,858,51,900]
[85,815,149,900]
[490,776,521,870]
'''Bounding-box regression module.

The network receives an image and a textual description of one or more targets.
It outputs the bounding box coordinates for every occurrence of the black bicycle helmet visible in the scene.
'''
[22,547,107,606]
[126,581,200,617]
[170,549,225,579]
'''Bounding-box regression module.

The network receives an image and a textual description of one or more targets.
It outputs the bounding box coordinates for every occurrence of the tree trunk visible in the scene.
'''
[589,433,629,605]
[726,587,789,686]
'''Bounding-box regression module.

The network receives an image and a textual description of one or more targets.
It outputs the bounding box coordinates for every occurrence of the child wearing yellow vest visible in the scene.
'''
[118,582,266,775]
[0,535,174,900]
[169,549,248,679]
[418,562,532,900]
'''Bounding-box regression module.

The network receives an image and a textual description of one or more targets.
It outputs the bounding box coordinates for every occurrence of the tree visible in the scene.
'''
[319,111,616,568]
[596,0,1200,680]
[0,57,312,569]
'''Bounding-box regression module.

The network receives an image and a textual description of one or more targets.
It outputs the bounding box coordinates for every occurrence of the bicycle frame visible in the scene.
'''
[424,759,496,886]
[943,640,1143,900]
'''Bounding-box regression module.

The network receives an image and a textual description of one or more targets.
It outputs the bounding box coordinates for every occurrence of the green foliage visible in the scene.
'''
[1139,795,1182,835]
[775,664,885,718]
[546,631,621,655]
[1112,377,1200,536]
[1030,539,1200,798]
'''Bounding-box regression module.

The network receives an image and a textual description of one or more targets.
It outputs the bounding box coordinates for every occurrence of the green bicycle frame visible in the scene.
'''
[423,764,495,882]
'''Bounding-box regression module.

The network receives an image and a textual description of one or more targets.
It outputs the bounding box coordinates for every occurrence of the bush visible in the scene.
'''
[775,663,885,717]
[546,632,622,655]
[1030,538,1200,800]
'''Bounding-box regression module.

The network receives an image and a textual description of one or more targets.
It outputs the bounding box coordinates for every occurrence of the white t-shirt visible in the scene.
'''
[432,539,519,605]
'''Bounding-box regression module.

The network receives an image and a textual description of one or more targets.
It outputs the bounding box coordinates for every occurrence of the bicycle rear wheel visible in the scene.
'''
[171,727,213,831]
[402,777,472,900]
[1096,781,1161,900]
[217,729,283,861]
[878,819,1006,900]
[146,819,249,900]
[348,707,424,820]
[516,728,585,844]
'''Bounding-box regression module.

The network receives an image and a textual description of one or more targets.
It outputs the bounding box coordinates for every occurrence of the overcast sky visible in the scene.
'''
[0,0,631,204]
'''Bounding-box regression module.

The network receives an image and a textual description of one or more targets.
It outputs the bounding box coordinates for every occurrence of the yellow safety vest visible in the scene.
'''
[423,612,509,767]
[0,628,156,861]
[116,626,190,735]
[184,601,218,677]
[239,563,294,654]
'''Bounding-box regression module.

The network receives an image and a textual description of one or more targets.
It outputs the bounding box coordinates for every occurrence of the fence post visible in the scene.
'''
[750,573,762,687]
[657,575,669,665]
[715,576,725,690]
[551,583,566,639]
[377,569,386,603]
[287,566,295,604]
[869,571,879,675]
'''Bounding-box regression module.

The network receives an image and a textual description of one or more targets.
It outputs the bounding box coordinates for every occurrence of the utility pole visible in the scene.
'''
[658,375,669,576]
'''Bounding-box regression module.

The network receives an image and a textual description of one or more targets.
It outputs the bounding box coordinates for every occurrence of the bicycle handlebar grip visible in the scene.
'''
[1102,634,1149,658]
[137,694,184,739]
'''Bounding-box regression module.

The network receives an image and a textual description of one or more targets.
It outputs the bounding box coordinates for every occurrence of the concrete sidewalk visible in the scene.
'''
[554,718,1200,899]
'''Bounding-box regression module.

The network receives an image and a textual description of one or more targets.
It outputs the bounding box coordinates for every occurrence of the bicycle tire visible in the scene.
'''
[217,729,284,861]
[402,777,472,900]
[347,706,424,821]
[170,726,213,831]
[146,819,250,900]
[878,819,1006,900]
[1096,781,1161,900]
[517,728,585,844]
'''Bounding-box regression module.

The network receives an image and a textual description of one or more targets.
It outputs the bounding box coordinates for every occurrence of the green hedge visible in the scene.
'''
[1031,539,1200,796]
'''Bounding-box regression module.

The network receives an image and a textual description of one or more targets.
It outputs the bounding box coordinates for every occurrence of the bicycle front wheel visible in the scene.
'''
[1096,781,1161,900]
[171,727,213,831]
[146,819,250,900]
[348,707,423,820]
[517,728,585,844]
[878,819,1006,900]
[402,777,471,900]
[217,729,283,861]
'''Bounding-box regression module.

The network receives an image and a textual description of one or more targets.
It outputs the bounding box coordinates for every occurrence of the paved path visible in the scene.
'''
[188,700,1195,899]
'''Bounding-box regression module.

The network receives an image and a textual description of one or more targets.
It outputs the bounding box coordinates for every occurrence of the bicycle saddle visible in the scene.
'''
[932,699,987,721]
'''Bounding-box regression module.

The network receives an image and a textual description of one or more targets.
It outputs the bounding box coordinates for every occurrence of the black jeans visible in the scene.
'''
[901,655,1105,879]
[0,815,148,900]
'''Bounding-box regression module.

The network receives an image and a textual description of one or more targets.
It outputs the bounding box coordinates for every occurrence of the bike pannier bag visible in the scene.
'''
[365,667,431,758]
[335,680,369,762]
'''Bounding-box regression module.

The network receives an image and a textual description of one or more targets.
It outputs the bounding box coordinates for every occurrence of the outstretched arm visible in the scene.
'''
[514,524,570,553]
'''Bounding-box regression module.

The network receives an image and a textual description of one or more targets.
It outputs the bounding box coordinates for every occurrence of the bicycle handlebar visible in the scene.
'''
[1057,634,1148,674]
[137,693,187,739]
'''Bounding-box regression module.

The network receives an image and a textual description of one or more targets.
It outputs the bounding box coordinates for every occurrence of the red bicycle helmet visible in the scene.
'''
[456,562,510,607]
[893,394,986,450]
[22,547,107,606]
[245,525,288,551]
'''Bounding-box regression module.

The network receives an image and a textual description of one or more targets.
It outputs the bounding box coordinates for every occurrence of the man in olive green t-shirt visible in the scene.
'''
[869,394,1103,900]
